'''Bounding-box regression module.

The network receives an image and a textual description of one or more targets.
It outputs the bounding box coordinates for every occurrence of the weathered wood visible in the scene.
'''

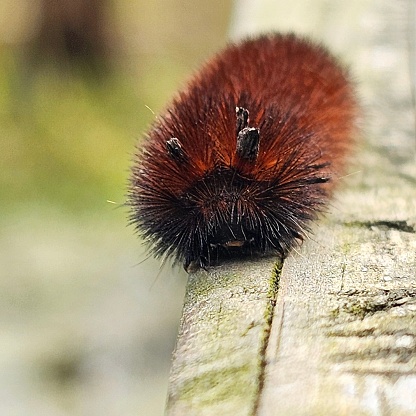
[167,1,416,414]
[257,1,416,413]
[166,258,281,415]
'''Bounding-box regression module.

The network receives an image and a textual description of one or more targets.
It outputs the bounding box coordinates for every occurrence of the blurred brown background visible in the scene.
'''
[0,1,232,414]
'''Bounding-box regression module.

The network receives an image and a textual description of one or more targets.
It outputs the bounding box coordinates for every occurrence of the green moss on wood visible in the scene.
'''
[173,363,257,408]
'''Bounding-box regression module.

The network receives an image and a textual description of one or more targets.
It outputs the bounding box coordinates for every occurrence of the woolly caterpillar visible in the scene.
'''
[129,33,357,272]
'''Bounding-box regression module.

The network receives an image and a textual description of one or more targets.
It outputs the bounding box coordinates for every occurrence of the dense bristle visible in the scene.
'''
[129,33,357,271]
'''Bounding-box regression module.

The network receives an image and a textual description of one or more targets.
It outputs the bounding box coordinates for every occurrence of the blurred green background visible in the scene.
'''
[0,0,232,414]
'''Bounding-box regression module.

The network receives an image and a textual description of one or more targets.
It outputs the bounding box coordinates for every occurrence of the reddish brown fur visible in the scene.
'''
[129,33,357,269]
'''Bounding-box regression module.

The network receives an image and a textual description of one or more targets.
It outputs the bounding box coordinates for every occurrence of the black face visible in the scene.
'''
[178,167,287,271]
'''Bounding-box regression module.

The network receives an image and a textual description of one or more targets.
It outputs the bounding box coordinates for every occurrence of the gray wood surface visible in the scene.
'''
[166,1,416,414]
[166,258,282,415]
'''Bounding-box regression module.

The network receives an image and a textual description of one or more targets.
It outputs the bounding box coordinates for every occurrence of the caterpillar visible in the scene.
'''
[128,33,357,271]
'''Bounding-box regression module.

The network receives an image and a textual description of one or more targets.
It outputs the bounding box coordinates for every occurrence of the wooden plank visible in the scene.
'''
[166,258,281,415]
[257,0,416,413]
[166,1,416,414]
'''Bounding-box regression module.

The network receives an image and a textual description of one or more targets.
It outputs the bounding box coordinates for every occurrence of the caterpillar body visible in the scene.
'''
[129,33,357,271]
